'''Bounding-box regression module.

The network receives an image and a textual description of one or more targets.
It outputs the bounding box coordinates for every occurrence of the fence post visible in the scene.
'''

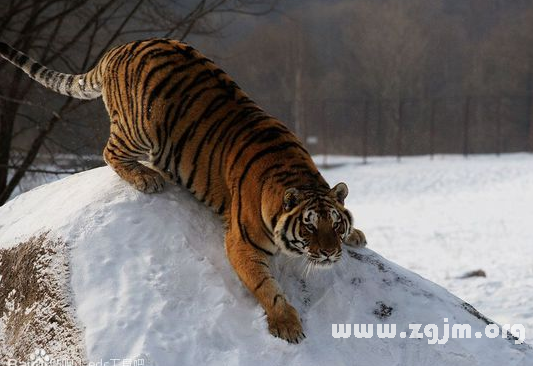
[463,96,471,157]
[529,102,533,153]
[526,70,533,152]
[496,97,502,156]
[377,99,383,156]
[397,99,403,161]
[363,100,369,164]
[322,99,328,167]
[430,99,436,159]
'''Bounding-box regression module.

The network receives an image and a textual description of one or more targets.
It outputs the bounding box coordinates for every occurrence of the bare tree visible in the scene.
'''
[339,0,430,101]
[471,6,533,151]
[0,0,277,205]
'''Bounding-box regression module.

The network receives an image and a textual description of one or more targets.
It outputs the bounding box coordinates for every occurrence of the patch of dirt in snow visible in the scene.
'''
[0,233,85,365]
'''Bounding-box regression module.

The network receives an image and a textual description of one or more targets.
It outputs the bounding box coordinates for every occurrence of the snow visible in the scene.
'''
[0,234,85,363]
[0,154,532,365]
[318,154,533,334]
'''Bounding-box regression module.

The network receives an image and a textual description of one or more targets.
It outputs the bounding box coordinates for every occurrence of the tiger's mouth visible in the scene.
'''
[306,251,342,268]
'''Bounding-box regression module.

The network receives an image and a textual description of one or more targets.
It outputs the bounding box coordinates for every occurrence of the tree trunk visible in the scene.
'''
[0,101,69,206]
[0,71,28,201]
[0,108,13,196]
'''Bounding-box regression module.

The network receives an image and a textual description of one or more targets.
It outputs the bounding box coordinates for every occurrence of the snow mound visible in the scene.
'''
[0,167,531,365]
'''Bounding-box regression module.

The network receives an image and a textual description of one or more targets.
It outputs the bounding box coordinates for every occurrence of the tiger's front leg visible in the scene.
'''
[344,227,367,248]
[225,229,305,343]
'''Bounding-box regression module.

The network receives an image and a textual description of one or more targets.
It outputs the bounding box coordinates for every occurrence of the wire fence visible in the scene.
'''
[258,95,533,161]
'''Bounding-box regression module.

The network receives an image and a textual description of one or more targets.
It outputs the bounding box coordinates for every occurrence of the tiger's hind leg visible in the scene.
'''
[103,138,165,193]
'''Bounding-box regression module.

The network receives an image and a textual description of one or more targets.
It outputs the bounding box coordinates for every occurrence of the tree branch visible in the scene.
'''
[0,100,71,205]
[0,94,62,119]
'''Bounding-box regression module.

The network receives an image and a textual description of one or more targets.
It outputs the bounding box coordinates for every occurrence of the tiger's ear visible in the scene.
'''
[283,188,301,211]
[330,182,348,205]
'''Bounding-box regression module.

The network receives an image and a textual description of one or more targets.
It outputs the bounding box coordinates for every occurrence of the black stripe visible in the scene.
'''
[141,59,175,101]
[29,62,43,77]
[283,214,293,235]
[131,41,177,146]
[271,207,283,229]
[65,74,75,95]
[237,142,306,180]
[145,72,176,120]
[105,144,129,159]
[283,177,309,188]
[153,102,177,167]
[199,110,237,202]
[290,213,299,239]
[123,42,143,126]
[180,69,214,96]
[146,58,211,119]
[215,110,269,178]
[112,48,134,118]
[137,38,171,55]
[167,88,193,133]
[53,72,64,92]
[177,94,232,187]
[155,121,165,155]
[128,40,143,54]
[254,276,272,292]
[274,168,321,186]
[236,142,307,251]
[242,225,273,256]
[225,113,271,150]
[17,54,28,67]
[43,69,54,85]
[252,259,270,269]
[232,125,289,165]
[110,132,142,156]
[106,142,133,160]
[258,179,276,243]
[185,95,230,189]
[177,44,196,59]
[217,199,226,215]
[260,163,285,180]
[163,74,190,100]
[237,96,253,105]
[177,85,224,121]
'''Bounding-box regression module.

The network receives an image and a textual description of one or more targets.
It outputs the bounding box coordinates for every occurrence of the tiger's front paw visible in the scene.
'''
[344,228,367,247]
[132,166,165,193]
[267,302,305,344]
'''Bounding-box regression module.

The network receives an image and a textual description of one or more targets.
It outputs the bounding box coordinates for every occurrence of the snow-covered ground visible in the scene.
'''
[319,153,533,334]
[0,153,532,365]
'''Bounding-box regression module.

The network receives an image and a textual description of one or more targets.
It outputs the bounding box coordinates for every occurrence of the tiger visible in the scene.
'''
[0,38,367,343]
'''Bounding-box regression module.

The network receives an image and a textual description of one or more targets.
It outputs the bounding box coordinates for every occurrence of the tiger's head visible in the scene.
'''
[273,182,363,268]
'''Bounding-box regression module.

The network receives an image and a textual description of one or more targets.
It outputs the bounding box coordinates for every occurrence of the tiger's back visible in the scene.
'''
[99,39,310,218]
[101,39,244,213]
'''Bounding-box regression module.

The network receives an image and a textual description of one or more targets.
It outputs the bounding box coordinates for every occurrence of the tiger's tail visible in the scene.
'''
[0,42,102,100]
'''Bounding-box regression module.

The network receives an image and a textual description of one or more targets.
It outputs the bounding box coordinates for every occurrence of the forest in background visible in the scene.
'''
[206,0,533,156]
[2,0,533,202]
